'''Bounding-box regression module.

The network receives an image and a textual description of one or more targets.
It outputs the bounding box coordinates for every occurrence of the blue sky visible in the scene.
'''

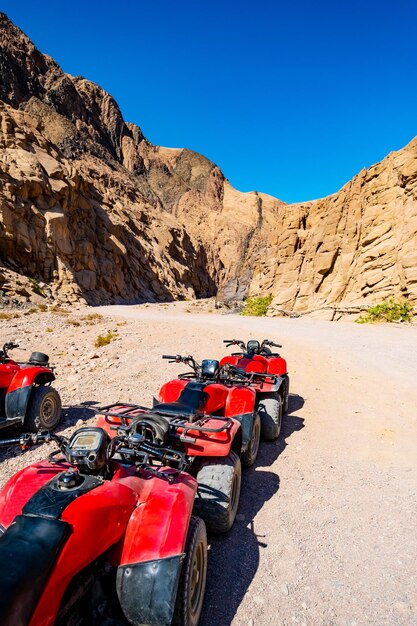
[2,0,417,202]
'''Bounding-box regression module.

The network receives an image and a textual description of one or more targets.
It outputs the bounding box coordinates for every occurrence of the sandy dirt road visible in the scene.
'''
[1,302,416,626]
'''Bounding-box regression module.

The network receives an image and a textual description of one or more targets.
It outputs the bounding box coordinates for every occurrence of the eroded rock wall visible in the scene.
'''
[1,11,416,313]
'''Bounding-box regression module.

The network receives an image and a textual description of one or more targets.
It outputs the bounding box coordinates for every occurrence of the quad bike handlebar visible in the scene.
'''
[3,341,19,352]
[0,341,20,361]
[223,338,282,351]
[263,339,282,348]
[223,339,246,350]
[162,354,201,373]
[0,431,63,450]
[163,352,264,386]
[0,424,185,482]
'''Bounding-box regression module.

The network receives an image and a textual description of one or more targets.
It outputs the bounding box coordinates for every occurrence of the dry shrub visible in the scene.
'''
[95,330,117,348]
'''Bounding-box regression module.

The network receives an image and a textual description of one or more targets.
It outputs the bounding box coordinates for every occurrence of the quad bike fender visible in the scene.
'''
[219,355,240,367]
[266,356,287,376]
[5,367,55,420]
[114,471,197,626]
[203,383,229,414]
[224,386,256,417]
[231,412,257,451]
[115,470,197,565]
[0,515,71,626]
[96,411,126,437]
[256,375,287,396]
[0,363,19,390]
[8,366,55,393]
[158,378,188,403]
[117,554,184,626]
[245,355,269,373]
[4,385,32,422]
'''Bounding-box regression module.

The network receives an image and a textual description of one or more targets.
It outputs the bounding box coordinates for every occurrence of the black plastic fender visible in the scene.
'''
[281,373,290,399]
[232,412,257,451]
[259,375,286,395]
[117,554,184,626]
[4,386,32,421]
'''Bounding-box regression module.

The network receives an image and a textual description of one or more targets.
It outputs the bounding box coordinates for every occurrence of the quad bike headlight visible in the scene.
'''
[246,340,260,354]
[201,359,220,379]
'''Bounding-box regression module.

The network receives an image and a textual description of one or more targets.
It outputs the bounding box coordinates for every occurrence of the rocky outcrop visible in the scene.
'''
[0,12,282,305]
[0,101,220,304]
[236,138,417,316]
[1,12,416,313]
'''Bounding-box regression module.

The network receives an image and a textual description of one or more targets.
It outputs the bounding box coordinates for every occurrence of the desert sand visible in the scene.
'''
[1,301,416,626]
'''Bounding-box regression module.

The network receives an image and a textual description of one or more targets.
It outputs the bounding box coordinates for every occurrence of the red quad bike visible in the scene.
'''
[0,341,62,433]
[0,422,207,626]
[220,339,290,441]
[96,354,262,534]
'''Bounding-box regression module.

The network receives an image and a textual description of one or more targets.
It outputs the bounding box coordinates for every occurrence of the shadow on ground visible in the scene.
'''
[60,400,99,431]
[200,393,305,626]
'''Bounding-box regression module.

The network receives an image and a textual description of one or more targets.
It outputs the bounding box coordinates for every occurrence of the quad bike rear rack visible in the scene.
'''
[95,403,234,441]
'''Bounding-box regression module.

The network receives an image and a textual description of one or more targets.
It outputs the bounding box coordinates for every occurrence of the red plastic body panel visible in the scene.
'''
[113,470,197,566]
[266,356,287,375]
[158,378,188,403]
[0,361,19,390]
[202,383,229,414]
[7,365,55,393]
[0,461,70,528]
[224,386,256,417]
[96,411,125,434]
[160,379,231,415]
[220,354,287,376]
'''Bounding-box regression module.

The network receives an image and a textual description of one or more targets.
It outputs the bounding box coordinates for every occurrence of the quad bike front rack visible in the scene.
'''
[95,403,234,442]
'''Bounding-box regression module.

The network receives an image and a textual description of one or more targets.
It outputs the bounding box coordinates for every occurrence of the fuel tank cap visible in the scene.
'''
[57,470,83,490]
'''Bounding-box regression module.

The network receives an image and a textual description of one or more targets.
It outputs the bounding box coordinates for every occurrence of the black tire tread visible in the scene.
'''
[25,386,62,432]
[258,393,282,441]
[193,451,241,534]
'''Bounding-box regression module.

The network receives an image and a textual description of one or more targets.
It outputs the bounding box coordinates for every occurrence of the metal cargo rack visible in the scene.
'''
[95,403,234,441]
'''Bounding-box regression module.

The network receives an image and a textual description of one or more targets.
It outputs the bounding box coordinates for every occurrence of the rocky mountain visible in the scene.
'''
[1,12,416,315]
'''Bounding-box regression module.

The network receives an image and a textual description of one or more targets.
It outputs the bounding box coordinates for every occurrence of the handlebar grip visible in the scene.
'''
[271,342,282,348]
[223,340,234,343]
[162,355,179,360]
[0,436,22,447]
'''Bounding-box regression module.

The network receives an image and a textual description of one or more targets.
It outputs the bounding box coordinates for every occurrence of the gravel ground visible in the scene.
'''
[1,300,416,626]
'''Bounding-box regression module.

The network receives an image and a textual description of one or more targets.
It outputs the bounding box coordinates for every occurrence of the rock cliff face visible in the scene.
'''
[1,12,416,313]
[234,138,417,316]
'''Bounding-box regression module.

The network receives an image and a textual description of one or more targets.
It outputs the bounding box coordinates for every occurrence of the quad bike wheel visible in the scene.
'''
[241,412,261,468]
[258,393,282,441]
[25,385,62,432]
[193,451,241,534]
[173,516,207,626]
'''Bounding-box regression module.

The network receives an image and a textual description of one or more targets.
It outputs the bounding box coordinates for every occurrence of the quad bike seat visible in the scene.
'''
[0,515,70,625]
[28,351,49,366]
[153,382,208,418]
